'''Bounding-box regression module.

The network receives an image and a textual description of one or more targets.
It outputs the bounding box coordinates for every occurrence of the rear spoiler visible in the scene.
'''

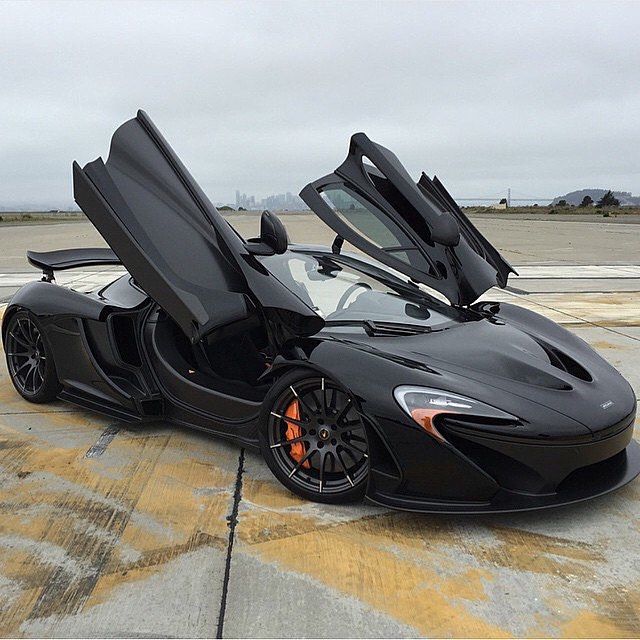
[27,248,120,282]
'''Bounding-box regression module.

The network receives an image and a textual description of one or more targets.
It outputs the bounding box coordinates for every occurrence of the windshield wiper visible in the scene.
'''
[324,319,432,336]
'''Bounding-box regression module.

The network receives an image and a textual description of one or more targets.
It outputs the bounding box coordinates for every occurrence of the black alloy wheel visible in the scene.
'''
[5,312,60,403]
[260,371,369,503]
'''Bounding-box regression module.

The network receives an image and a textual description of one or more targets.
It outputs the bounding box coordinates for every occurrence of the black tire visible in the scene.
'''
[4,311,61,403]
[259,369,369,504]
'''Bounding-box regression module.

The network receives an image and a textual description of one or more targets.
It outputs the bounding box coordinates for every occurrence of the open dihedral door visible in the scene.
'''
[74,111,257,343]
[300,133,515,306]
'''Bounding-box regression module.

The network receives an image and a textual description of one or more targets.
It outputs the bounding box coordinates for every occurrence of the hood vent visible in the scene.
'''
[534,338,593,382]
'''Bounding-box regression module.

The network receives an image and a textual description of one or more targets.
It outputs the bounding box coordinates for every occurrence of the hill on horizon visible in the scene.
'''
[552,189,640,206]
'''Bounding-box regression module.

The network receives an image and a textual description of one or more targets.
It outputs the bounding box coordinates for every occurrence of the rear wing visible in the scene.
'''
[27,248,120,282]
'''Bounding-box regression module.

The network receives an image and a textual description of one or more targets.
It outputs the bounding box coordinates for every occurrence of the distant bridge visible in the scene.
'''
[455,198,553,202]
[455,189,554,205]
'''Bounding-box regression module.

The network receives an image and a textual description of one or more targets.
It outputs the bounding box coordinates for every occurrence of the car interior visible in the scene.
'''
[151,310,272,401]
[148,210,298,400]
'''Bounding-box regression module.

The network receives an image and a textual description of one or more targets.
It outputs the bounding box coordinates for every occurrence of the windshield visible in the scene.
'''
[259,251,466,330]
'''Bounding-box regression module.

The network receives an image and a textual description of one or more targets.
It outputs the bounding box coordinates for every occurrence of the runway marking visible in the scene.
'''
[513,265,640,279]
[85,423,122,458]
[486,289,640,340]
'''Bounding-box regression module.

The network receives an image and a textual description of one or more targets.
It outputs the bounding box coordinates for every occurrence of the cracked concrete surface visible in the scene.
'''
[0,215,638,637]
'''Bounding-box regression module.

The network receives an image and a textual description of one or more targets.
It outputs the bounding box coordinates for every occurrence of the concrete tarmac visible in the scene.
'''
[1,212,640,271]
[0,215,638,637]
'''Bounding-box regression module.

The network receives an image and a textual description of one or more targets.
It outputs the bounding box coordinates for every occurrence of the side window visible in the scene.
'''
[320,187,409,250]
[319,186,433,274]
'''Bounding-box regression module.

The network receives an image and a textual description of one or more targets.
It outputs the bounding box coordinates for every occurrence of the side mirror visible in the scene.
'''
[246,210,289,255]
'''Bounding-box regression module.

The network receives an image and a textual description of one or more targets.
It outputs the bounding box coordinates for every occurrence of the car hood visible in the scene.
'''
[322,308,636,437]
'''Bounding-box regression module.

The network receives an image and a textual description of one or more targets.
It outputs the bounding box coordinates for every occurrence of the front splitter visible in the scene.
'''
[366,439,640,514]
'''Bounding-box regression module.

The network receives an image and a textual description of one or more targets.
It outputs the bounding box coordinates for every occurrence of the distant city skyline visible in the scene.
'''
[234,189,307,211]
[5,186,639,212]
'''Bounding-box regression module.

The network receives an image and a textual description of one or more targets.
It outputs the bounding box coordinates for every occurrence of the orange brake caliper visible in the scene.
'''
[285,399,310,468]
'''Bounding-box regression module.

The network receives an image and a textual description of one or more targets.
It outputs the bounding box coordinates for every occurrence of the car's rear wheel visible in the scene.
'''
[5,311,60,403]
[259,370,369,503]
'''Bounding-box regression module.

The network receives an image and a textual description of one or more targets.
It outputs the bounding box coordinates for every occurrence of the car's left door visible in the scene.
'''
[74,110,322,344]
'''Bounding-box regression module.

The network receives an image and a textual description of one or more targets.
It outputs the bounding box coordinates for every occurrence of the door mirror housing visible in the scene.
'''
[246,210,289,255]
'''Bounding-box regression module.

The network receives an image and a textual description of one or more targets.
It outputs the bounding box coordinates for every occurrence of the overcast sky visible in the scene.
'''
[1,0,638,208]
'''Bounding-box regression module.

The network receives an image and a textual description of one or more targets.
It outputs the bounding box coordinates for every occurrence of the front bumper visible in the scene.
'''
[365,412,639,514]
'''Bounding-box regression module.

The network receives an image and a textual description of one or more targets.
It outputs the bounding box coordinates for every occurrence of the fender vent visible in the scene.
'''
[111,315,142,367]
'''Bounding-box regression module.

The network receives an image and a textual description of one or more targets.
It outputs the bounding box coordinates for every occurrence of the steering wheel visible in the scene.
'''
[336,282,372,311]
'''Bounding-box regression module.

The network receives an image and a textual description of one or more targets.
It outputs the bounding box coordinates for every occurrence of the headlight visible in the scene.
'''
[393,385,517,443]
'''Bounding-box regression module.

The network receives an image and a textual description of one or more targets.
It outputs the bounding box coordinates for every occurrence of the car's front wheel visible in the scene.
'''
[4,311,61,403]
[259,370,369,503]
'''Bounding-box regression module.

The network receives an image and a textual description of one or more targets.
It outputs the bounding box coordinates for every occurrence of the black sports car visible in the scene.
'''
[3,111,638,513]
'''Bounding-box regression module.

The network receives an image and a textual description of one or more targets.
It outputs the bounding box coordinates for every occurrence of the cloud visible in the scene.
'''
[1,0,639,207]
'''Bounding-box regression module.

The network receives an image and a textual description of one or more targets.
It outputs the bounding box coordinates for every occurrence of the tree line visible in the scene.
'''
[556,191,621,208]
